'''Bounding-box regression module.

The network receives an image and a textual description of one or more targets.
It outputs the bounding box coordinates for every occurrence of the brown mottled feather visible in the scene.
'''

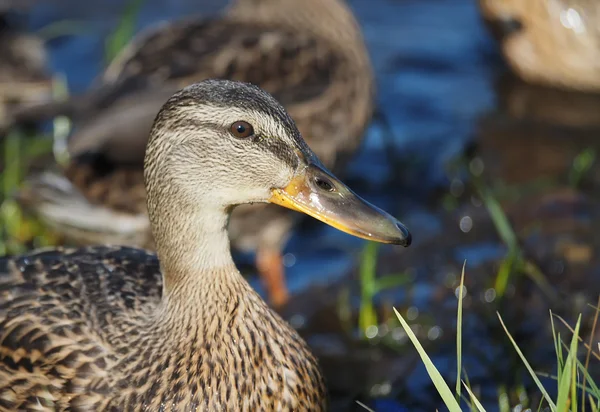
[0,246,325,410]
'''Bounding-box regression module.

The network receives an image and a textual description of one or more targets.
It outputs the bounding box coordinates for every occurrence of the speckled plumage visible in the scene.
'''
[0,246,325,411]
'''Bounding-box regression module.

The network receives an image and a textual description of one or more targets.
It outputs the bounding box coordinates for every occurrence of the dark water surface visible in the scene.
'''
[5,0,600,410]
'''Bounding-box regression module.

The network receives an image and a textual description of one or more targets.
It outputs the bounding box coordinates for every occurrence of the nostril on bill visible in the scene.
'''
[314,177,335,192]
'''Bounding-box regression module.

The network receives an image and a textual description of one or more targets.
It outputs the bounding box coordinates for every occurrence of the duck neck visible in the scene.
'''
[152,205,237,296]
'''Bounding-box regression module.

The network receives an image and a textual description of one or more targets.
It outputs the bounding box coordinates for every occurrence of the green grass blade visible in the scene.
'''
[556,316,581,412]
[479,186,518,248]
[462,381,486,412]
[537,368,599,399]
[373,273,411,294]
[494,253,515,298]
[497,312,557,411]
[537,398,545,412]
[550,311,564,391]
[336,287,353,334]
[1,130,23,255]
[462,370,477,411]
[476,184,556,300]
[569,148,596,188]
[394,308,462,412]
[521,259,556,300]
[105,0,145,63]
[355,400,376,412]
[23,137,53,160]
[4,130,21,193]
[574,367,581,412]
[583,297,600,412]
[498,386,510,412]
[575,358,600,400]
[456,261,466,402]
[359,242,379,335]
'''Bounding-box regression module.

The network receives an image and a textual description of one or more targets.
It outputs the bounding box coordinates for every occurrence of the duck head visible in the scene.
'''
[144,80,410,276]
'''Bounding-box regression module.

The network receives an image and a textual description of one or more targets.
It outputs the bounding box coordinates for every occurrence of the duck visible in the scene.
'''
[478,0,600,91]
[14,0,374,309]
[0,12,51,130]
[0,79,410,410]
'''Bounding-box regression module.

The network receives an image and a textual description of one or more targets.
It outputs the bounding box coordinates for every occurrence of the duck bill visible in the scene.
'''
[270,162,411,246]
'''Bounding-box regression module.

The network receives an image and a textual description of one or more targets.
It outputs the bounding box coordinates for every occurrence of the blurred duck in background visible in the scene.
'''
[13,0,374,309]
[0,7,51,131]
[478,0,600,92]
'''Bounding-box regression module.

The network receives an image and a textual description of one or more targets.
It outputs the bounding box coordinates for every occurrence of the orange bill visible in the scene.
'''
[270,162,411,246]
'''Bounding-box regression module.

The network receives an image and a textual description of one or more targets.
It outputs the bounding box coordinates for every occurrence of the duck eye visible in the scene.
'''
[230,121,254,138]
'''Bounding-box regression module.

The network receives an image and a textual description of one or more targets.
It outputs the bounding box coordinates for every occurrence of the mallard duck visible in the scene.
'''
[478,0,600,91]
[0,79,410,410]
[14,0,373,308]
[0,14,50,130]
